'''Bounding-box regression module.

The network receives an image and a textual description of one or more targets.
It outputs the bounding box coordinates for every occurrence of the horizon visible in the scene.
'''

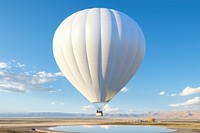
[0,110,200,120]
[0,0,200,114]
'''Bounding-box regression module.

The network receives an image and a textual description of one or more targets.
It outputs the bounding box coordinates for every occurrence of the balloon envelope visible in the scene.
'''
[53,8,146,105]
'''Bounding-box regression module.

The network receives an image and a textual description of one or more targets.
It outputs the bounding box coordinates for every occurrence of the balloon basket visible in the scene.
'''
[96,108,103,116]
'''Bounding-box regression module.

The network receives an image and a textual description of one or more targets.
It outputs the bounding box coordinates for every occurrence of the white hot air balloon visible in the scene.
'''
[53,8,146,116]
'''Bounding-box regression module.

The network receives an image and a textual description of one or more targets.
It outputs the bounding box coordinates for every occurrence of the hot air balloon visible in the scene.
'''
[53,8,146,116]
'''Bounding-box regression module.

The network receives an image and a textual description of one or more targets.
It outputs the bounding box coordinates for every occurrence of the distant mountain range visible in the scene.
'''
[145,110,200,119]
[0,110,199,119]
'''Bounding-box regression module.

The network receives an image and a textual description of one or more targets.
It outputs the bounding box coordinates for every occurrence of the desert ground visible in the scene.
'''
[0,118,200,133]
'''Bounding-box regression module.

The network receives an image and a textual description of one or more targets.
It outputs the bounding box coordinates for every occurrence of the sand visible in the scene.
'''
[0,118,199,133]
[174,129,197,133]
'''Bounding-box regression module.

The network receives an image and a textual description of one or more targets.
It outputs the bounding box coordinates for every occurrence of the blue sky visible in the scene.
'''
[0,0,200,114]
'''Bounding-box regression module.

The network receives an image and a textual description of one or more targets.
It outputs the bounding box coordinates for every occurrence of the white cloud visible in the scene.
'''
[159,91,165,95]
[0,70,60,93]
[50,102,55,105]
[16,63,25,68]
[121,87,128,92]
[49,102,64,106]
[179,86,200,96]
[169,97,200,107]
[0,60,63,93]
[0,89,14,93]
[31,71,62,84]
[0,80,30,93]
[81,105,94,111]
[103,104,119,113]
[48,90,57,93]
[0,62,11,69]
[170,94,177,97]
[55,72,63,76]
[0,71,6,76]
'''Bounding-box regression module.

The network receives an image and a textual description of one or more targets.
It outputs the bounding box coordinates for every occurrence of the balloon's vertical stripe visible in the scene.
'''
[71,10,95,102]
[103,9,121,102]
[53,14,80,90]
[85,8,101,102]
[100,8,114,102]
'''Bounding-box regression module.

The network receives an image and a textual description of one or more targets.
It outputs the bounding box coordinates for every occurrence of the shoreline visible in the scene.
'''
[0,118,199,133]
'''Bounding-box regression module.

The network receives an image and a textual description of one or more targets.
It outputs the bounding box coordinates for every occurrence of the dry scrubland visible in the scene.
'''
[0,118,200,133]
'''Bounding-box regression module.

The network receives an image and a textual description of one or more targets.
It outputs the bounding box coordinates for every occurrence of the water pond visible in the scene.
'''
[49,125,176,133]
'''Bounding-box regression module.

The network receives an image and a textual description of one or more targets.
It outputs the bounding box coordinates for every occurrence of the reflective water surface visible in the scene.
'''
[49,125,176,133]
